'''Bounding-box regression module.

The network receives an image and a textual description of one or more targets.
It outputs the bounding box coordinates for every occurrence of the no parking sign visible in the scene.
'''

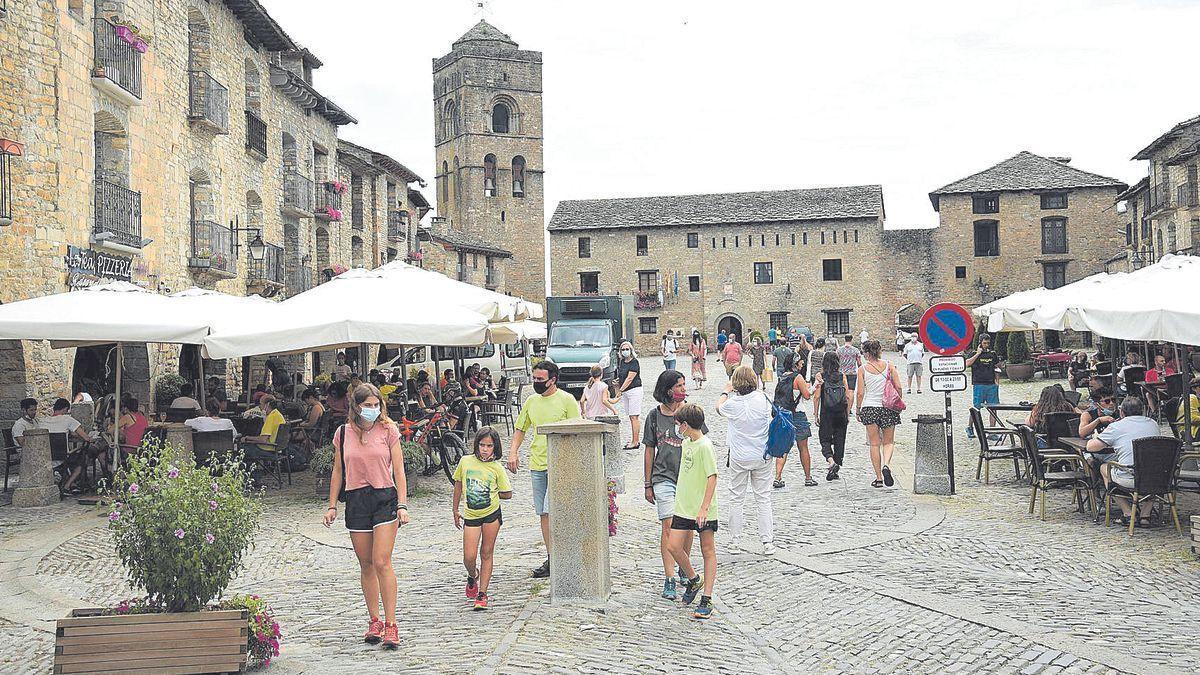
[918,303,976,356]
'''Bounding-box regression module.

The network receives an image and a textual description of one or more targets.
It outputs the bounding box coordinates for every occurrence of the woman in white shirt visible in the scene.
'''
[717,365,775,554]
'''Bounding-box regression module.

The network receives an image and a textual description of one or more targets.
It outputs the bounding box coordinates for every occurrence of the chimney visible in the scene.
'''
[1048,156,1072,164]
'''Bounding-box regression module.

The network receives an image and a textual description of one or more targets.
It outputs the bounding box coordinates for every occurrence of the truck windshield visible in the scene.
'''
[549,323,610,348]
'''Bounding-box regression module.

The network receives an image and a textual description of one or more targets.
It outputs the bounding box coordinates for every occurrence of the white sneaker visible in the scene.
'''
[762,542,776,556]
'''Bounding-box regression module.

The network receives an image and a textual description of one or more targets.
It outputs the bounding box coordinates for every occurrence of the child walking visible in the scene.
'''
[452,427,512,610]
[668,403,719,619]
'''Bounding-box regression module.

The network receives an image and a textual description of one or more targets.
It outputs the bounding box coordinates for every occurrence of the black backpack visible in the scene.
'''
[821,376,848,419]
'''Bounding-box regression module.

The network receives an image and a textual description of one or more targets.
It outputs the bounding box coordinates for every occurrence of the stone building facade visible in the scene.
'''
[0,0,424,414]
[429,20,544,304]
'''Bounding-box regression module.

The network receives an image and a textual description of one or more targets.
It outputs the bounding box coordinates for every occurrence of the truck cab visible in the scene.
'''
[545,295,634,399]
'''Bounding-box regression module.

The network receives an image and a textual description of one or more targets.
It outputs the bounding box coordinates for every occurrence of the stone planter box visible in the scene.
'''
[1006,363,1035,382]
[53,607,248,674]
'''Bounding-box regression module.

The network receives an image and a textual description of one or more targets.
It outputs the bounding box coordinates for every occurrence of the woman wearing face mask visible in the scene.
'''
[615,340,643,450]
[323,384,410,650]
[689,330,708,389]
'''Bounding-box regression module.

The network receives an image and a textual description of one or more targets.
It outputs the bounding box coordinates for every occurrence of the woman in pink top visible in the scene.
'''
[323,384,409,650]
[580,365,618,419]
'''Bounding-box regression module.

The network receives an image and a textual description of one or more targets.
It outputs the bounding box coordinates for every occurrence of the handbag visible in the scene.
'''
[762,368,774,383]
[882,363,907,412]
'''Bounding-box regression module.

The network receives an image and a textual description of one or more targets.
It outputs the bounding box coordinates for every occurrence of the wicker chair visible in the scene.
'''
[969,407,1023,483]
[1017,425,1092,520]
[1103,436,1183,535]
[164,408,195,423]
[192,430,236,470]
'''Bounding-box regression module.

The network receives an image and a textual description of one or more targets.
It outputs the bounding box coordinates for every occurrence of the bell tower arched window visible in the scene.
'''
[511,156,525,197]
[484,154,497,197]
[491,103,510,134]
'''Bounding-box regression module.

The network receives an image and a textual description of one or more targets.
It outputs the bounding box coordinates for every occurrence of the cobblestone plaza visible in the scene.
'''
[1,355,1197,674]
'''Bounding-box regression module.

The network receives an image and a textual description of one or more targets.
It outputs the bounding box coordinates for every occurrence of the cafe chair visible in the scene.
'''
[478,399,513,434]
[970,407,1023,484]
[1103,436,1183,536]
[1174,449,1200,497]
[164,408,195,423]
[1043,412,1082,452]
[1017,425,1092,520]
[242,422,293,489]
[3,428,20,492]
[1165,373,1187,400]
[192,430,235,471]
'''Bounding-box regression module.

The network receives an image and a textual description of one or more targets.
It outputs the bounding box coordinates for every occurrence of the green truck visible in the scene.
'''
[545,295,635,399]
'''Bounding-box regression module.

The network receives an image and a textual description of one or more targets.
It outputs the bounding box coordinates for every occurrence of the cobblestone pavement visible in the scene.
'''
[2,355,1199,673]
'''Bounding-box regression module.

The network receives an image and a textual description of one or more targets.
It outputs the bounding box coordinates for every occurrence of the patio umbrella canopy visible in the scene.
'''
[202,268,490,359]
[1071,254,1200,344]
[375,260,543,322]
[487,319,547,344]
[973,273,1120,334]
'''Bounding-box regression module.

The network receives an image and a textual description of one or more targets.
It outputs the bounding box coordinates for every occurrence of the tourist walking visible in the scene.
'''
[689,330,708,389]
[580,365,618,419]
[667,403,719,619]
[453,427,512,611]
[855,340,904,488]
[661,332,679,372]
[748,336,768,388]
[772,351,815,488]
[836,335,862,396]
[812,351,850,481]
[506,361,580,578]
[717,366,775,554]
[771,339,792,382]
[323,384,409,650]
[859,328,870,347]
[903,335,925,393]
[716,329,728,357]
[615,341,644,450]
[643,370,701,600]
[722,334,743,378]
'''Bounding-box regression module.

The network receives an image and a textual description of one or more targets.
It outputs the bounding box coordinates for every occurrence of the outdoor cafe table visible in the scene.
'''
[1033,352,1071,379]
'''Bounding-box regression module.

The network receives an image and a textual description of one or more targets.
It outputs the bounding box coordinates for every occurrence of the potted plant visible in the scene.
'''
[54,440,265,674]
[311,441,334,498]
[1005,331,1035,381]
[401,440,423,497]
[154,372,187,412]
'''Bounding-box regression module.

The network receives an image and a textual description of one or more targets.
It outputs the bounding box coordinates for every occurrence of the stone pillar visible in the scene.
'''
[913,414,952,495]
[542,418,612,608]
[595,414,625,494]
[12,428,60,507]
[163,424,195,466]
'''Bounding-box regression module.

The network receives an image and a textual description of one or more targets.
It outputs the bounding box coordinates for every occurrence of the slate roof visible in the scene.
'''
[1115,175,1149,202]
[430,229,513,258]
[547,186,885,232]
[453,20,518,49]
[1133,115,1200,160]
[928,151,1126,210]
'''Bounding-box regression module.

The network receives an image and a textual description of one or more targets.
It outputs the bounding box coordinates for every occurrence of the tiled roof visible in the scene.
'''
[1115,175,1149,202]
[1133,115,1200,160]
[453,21,518,49]
[337,140,423,183]
[430,229,513,258]
[547,186,884,232]
[928,151,1126,210]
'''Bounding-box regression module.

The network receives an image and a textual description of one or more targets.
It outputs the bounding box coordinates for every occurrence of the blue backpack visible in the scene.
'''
[765,403,795,459]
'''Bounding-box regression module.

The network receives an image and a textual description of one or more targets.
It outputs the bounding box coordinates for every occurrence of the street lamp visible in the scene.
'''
[229,216,266,261]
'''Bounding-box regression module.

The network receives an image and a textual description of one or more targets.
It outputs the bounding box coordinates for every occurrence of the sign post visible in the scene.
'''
[918,304,976,495]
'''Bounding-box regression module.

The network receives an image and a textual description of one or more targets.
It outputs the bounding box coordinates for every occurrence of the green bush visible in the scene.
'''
[993,332,1009,360]
[401,439,425,474]
[1007,331,1031,364]
[107,439,261,613]
[311,441,334,479]
[155,372,188,411]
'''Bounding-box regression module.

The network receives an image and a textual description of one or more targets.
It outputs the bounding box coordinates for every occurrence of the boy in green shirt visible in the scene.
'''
[668,403,719,619]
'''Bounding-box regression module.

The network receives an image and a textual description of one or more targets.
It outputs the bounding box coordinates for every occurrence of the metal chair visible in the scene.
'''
[478,399,513,434]
[1174,449,1200,497]
[1017,425,1093,520]
[969,407,1023,483]
[1103,436,1183,535]
[1165,373,1187,399]
[164,408,195,423]
[3,427,19,492]
[192,430,236,470]
[1044,411,1082,452]
[240,422,293,488]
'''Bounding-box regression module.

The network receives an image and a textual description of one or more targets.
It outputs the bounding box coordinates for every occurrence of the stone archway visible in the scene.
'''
[716,314,743,343]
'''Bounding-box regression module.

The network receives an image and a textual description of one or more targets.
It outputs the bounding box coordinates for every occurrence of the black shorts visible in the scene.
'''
[345,486,398,532]
[463,507,503,528]
[670,515,718,533]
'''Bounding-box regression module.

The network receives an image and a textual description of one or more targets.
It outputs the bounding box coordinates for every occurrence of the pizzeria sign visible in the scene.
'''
[65,245,132,283]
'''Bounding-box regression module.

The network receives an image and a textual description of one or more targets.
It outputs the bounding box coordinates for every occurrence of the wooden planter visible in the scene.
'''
[54,607,248,674]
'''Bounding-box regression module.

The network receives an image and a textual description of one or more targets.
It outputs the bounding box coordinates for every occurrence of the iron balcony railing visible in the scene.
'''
[387,211,407,240]
[1149,183,1172,213]
[316,182,343,216]
[1177,182,1198,208]
[248,242,283,284]
[244,110,267,157]
[94,179,142,248]
[188,71,229,132]
[189,220,236,275]
[282,171,313,214]
[93,18,142,99]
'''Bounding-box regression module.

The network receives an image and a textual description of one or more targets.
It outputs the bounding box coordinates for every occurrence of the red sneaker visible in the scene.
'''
[465,576,478,599]
[381,622,399,650]
[473,592,489,610]
[363,617,384,644]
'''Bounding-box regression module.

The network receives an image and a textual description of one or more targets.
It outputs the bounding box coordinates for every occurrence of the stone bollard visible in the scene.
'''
[12,428,61,507]
[163,424,195,466]
[913,414,952,495]
[541,418,612,608]
[595,414,625,494]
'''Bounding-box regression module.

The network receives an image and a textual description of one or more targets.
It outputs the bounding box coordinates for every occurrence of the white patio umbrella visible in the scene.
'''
[487,319,546,344]
[202,268,490,359]
[168,289,279,404]
[972,287,1050,332]
[375,260,543,322]
[1071,254,1200,344]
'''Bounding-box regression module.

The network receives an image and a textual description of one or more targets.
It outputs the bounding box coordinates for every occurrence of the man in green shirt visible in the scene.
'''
[507,361,581,578]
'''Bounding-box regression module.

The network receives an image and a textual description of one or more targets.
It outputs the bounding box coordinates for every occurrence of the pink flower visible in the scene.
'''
[204,533,215,544]
[209,500,218,510]
[167,467,179,479]
[108,511,121,522]
[211,482,219,492]
[174,528,185,539]
[128,483,139,494]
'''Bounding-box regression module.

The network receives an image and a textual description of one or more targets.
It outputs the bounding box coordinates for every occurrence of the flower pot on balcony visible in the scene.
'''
[1005,362,1035,382]
[53,607,248,674]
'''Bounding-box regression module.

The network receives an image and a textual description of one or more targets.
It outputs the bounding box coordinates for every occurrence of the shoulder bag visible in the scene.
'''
[882,363,907,412]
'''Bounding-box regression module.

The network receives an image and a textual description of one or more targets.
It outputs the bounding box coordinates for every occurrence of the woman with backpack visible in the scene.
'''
[717,365,775,554]
[855,340,905,488]
[812,351,850,481]
[772,351,815,488]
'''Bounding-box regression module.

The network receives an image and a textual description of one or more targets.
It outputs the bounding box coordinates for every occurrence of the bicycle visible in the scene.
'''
[399,391,471,483]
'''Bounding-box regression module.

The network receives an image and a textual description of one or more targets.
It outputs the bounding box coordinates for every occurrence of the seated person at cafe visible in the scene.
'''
[332,352,352,381]
[1178,376,1200,440]
[326,380,350,420]
[184,398,236,438]
[349,373,363,391]
[378,374,398,399]
[1116,351,1143,388]
[108,397,149,454]
[240,396,286,465]
[1090,396,1161,521]
[1026,386,1080,447]
[1067,352,1090,389]
[440,368,454,390]
[1143,353,1176,384]
[205,376,226,400]
[170,383,202,411]
[479,367,496,395]
[1078,387,1116,438]
[13,398,104,494]
[250,384,269,406]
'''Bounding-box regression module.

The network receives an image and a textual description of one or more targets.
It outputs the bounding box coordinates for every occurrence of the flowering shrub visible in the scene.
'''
[634,290,661,310]
[607,479,618,536]
[220,594,281,669]
[107,439,260,612]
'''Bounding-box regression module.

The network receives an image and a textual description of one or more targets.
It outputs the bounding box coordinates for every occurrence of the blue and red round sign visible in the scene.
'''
[918,303,976,356]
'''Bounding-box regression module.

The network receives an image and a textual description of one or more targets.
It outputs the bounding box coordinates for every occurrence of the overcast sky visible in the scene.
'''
[264,0,1200,229]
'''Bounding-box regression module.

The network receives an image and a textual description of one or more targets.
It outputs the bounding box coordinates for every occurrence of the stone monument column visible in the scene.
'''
[12,428,60,507]
[163,424,195,466]
[541,418,612,608]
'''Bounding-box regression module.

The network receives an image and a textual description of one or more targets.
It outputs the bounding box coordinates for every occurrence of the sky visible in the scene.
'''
[263,0,1200,229]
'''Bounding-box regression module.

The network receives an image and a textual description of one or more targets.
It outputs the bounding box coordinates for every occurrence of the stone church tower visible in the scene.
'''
[432,21,546,304]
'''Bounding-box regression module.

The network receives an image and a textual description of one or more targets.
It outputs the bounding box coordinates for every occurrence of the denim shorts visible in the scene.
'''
[652,480,676,521]
[972,384,1000,408]
[793,409,812,442]
[531,469,549,516]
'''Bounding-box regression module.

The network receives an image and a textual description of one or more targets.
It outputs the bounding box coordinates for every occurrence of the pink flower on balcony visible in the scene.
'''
[331,264,348,275]
[321,206,342,221]
[329,181,348,195]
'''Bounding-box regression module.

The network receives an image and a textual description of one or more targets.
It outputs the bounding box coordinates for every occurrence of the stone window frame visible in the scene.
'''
[821,259,843,282]
[687,232,699,248]
[688,275,700,292]
[973,219,1000,257]
[1042,261,1067,290]
[1040,192,1068,210]
[488,94,520,134]
[1040,217,1067,255]
[579,271,599,294]
[955,265,967,279]
[753,261,773,285]
[637,269,659,293]
[972,193,1000,214]
[825,310,851,336]
[483,154,497,197]
[636,234,648,256]
[578,236,591,258]
[639,317,658,335]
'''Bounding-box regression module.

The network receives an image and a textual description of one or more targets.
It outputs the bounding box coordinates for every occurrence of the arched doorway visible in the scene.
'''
[716,314,743,343]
